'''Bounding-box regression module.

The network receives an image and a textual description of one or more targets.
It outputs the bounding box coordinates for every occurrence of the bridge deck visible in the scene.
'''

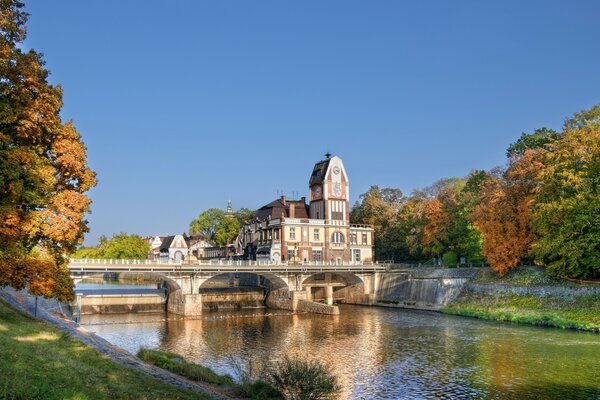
[68,260,387,274]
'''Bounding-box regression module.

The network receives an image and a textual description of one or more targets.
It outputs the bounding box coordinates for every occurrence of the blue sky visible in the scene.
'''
[24,1,600,245]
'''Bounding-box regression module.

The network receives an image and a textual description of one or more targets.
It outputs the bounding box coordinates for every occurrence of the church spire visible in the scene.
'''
[225,199,234,218]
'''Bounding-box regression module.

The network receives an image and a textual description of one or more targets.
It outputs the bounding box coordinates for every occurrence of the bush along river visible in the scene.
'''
[81,303,600,400]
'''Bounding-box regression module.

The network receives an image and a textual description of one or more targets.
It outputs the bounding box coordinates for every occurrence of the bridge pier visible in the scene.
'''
[167,290,203,316]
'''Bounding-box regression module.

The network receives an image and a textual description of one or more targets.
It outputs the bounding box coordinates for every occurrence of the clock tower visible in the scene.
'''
[308,154,350,223]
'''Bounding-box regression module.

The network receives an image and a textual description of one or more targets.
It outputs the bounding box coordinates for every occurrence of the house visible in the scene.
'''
[240,154,374,264]
[159,234,188,263]
[185,234,215,259]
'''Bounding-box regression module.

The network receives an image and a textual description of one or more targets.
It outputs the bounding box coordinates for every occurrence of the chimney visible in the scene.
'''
[280,195,286,205]
[289,203,295,218]
[301,196,306,204]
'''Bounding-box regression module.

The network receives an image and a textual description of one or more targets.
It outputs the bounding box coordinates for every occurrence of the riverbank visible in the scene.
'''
[442,267,600,332]
[0,288,234,399]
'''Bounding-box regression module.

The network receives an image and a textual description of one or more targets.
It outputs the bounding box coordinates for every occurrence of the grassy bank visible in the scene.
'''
[442,268,600,332]
[137,349,282,400]
[0,299,207,400]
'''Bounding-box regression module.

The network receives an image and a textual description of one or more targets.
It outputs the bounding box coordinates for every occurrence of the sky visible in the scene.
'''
[23,1,600,245]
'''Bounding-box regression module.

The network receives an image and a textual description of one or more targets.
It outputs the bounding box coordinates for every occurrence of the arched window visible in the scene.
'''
[331,232,345,243]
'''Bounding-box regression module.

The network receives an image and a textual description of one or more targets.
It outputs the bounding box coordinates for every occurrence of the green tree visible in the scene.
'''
[99,233,150,259]
[563,103,600,130]
[189,208,225,239]
[0,1,96,302]
[506,127,561,158]
[533,124,600,279]
[214,217,240,247]
[234,208,257,226]
[350,186,407,261]
[72,234,150,260]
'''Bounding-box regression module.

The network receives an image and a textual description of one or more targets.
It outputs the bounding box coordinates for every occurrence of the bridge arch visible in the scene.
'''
[302,271,365,304]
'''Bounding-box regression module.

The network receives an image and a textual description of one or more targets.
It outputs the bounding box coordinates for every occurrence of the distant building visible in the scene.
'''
[240,154,374,264]
[185,234,215,259]
[159,234,188,263]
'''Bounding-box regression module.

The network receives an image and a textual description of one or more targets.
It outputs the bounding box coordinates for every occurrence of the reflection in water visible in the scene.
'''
[83,306,600,399]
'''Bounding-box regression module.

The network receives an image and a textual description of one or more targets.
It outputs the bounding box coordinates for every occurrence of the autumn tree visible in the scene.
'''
[472,152,544,275]
[0,1,96,301]
[532,124,600,279]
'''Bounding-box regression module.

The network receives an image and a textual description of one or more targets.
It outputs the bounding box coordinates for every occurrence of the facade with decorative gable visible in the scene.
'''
[159,234,188,263]
[240,154,374,264]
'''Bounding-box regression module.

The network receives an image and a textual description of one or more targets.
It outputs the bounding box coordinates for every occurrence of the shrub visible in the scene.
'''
[442,251,458,267]
[267,357,341,400]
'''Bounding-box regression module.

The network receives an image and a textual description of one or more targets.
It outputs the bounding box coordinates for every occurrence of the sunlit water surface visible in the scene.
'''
[81,304,600,399]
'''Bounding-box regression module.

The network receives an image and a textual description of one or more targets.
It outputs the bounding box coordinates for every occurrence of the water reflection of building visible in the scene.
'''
[241,154,375,264]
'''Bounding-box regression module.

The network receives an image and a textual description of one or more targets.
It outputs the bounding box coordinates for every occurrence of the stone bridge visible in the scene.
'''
[68,259,387,316]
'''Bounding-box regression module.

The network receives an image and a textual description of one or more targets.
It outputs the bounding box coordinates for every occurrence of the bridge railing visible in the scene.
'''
[69,258,385,267]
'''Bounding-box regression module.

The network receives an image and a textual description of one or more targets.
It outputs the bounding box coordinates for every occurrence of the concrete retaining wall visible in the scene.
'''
[373,269,479,310]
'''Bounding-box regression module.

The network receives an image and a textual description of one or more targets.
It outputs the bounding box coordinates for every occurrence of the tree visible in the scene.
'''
[533,125,600,279]
[214,217,240,246]
[0,1,96,302]
[472,151,544,275]
[506,127,561,158]
[189,208,225,239]
[98,233,150,259]
[350,186,407,261]
[234,208,257,226]
[564,103,600,130]
[72,233,150,259]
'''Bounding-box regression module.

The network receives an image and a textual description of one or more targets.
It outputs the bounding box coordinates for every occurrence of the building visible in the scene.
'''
[240,154,374,264]
[159,234,188,263]
[185,234,215,260]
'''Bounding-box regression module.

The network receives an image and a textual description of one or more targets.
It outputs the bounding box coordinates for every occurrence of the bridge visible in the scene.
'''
[68,259,387,316]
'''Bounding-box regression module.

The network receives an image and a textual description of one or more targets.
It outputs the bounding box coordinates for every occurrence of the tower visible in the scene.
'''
[308,154,350,223]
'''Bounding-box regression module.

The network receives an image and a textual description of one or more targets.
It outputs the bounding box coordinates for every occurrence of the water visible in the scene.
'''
[81,306,600,399]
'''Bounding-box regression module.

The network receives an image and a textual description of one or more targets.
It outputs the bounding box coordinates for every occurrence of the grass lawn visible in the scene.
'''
[0,298,208,400]
[443,290,600,332]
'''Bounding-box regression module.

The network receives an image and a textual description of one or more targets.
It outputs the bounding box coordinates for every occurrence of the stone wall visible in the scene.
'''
[296,299,339,315]
[167,290,203,316]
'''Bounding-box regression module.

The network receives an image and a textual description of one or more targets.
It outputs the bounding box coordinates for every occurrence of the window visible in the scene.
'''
[331,232,345,243]
[350,232,357,244]
[313,229,320,240]
[332,211,344,220]
[362,233,368,245]
[274,229,280,240]
[288,249,295,261]
[353,249,361,262]
[312,250,322,262]
[290,227,296,240]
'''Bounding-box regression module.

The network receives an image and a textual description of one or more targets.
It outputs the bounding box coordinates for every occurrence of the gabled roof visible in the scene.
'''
[159,236,175,251]
[309,157,331,186]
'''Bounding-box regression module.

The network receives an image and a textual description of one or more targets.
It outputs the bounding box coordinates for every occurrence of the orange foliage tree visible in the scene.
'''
[472,151,544,275]
[0,1,96,301]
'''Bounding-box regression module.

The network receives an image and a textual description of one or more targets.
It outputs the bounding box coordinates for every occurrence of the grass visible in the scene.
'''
[0,298,208,400]
[137,349,282,400]
[443,290,600,332]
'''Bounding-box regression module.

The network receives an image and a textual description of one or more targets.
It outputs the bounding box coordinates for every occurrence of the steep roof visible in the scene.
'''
[309,157,331,186]
[159,236,174,251]
[255,197,309,221]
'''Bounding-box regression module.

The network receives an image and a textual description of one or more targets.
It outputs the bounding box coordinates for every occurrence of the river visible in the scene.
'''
[79,297,600,399]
